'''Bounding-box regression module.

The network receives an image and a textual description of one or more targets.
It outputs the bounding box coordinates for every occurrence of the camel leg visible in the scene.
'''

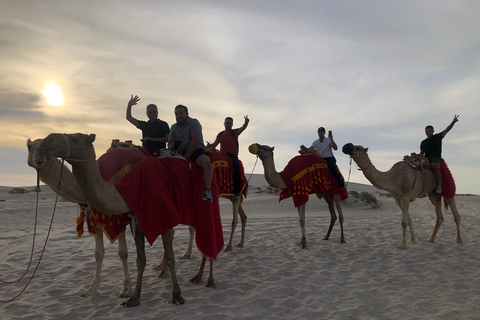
[205,260,216,289]
[225,195,240,252]
[117,231,133,298]
[445,198,462,243]
[297,205,308,249]
[237,203,247,248]
[334,196,346,244]
[190,256,206,284]
[190,256,216,289]
[427,193,444,243]
[396,197,416,248]
[81,228,104,297]
[122,220,146,308]
[161,229,184,305]
[180,226,195,259]
[321,194,337,241]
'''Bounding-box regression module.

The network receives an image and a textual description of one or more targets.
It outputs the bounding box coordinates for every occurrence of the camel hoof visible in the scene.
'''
[398,243,408,249]
[169,295,186,305]
[323,236,330,241]
[190,274,202,284]
[205,279,216,289]
[236,243,244,248]
[180,253,192,260]
[457,239,463,244]
[340,238,346,244]
[224,245,233,252]
[122,298,140,308]
[427,238,435,243]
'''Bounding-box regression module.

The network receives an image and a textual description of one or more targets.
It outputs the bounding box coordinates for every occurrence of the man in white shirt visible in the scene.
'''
[303,127,344,189]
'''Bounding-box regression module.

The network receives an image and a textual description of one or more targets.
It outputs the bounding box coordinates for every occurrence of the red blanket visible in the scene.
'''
[114,157,224,261]
[85,147,149,242]
[279,154,348,207]
[440,158,456,200]
[208,151,248,198]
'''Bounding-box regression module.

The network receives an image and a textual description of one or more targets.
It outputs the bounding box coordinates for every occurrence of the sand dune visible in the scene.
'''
[1,175,479,319]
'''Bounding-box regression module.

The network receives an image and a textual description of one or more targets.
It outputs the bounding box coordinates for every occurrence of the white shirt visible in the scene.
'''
[311,137,334,158]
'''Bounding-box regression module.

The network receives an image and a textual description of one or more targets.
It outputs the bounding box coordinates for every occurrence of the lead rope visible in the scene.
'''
[0,162,63,303]
[246,155,259,185]
[345,157,353,188]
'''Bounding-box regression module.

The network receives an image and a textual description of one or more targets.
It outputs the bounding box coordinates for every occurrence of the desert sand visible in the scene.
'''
[1,174,479,320]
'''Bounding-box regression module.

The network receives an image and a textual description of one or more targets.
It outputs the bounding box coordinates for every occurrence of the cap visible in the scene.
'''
[317,127,326,132]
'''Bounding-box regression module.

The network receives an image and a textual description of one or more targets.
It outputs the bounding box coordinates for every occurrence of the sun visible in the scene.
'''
[42,82,65,106]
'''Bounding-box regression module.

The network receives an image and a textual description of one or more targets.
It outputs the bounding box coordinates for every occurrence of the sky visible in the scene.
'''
[1,0,479,194]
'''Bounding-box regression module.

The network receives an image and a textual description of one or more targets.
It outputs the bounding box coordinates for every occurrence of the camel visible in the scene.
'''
[32,133,222,307]
[341,143,462,248]
[249,143,345,249]
[179,150,248,261]
[27,138,133,298]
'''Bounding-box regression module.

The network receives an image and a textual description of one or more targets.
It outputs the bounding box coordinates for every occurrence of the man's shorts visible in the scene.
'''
[427,156,441,164]
[190,148,209,161]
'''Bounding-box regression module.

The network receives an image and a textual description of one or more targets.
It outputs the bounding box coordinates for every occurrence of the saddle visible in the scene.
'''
[403,153,432,171]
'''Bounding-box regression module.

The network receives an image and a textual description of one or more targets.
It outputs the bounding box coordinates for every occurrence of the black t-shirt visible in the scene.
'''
[420,133,443,157]
[138,119,170,155]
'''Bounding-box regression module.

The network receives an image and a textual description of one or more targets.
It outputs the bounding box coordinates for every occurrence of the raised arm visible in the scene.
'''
[237,115,250,135]
[329,132,338,150]
[126,95,140,127]
[441,114,459,138]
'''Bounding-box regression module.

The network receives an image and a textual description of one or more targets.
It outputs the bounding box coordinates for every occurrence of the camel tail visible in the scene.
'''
[443,198,449,211]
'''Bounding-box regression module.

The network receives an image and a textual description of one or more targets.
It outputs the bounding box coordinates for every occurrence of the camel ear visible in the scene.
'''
[365,147,369,152]
[27,139,32,147]
[87,134,96,144]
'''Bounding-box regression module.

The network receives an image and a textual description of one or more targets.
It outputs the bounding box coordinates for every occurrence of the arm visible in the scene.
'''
[208,135,220,149]
[184,132,201,160]
[144,134,169,143]
[441,114,459,138]
[126,95,140,127]
[329,132,338,150]
[237,115,250,135]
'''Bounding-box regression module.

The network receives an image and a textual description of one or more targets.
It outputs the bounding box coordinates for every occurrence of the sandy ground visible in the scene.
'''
[0,174,479,320]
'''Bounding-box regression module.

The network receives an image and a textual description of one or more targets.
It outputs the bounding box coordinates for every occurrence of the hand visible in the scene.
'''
[128,95,140,107]
[244,115,249,123]
[452,114,459,123]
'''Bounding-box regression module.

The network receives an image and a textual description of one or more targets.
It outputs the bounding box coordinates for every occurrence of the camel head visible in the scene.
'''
[248,143,274,160]
[342,143,368,157]
[27,138,44,170]
[34,133,96,168]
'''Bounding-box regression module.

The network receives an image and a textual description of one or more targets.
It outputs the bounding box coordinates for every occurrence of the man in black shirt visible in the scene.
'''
[126,95,169,156]
[420,115,459,193]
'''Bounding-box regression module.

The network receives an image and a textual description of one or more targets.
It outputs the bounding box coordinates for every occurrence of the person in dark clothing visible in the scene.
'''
[126,95,169,156]
[420,115,459,194]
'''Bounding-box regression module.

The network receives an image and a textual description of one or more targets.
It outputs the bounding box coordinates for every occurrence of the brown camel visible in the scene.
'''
[180,150,248,260]
[33,133,219,307]
[342,143,462,248]
[27,138,133,298]
[249,143,345,249]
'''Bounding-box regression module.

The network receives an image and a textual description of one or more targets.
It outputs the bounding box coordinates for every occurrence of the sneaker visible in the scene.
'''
[436,186,442,194]
[202,189,213,202]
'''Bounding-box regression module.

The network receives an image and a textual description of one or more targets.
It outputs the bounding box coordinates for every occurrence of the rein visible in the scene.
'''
[246,155,260,185]
[0,169,61,303]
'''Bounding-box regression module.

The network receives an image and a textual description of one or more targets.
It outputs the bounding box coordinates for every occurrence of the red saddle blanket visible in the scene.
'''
[86,147,150,242]
[208,151,248,198]
[114,157,224,261]
[279,154,348,207]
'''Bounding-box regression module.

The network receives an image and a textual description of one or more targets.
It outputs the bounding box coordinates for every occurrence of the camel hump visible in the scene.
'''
[111,139,140,149]
[403,153,428,169]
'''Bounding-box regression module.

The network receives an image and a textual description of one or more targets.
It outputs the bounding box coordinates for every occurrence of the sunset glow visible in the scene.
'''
[42,82,65,106]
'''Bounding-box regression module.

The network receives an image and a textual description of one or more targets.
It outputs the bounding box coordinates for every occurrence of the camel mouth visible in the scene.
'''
[248,143,259,155]
[342,143,354,156]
